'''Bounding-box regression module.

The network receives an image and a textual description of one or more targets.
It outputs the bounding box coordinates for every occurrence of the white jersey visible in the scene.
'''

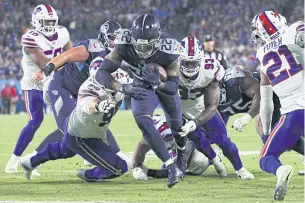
[179,58,225,119]
[257,21,305,114]
[21,26,70,90]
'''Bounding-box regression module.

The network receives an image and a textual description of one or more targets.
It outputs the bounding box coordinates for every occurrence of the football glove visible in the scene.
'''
[133,167,149,181]
[95,99,116,113]
[232,114,252,132]
[179,120,197,137]
[141,64,161,89]
[120,83,147,100]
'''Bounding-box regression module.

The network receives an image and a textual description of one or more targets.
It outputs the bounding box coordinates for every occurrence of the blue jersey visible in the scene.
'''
[58,39,108,98]
[114,29,180,79]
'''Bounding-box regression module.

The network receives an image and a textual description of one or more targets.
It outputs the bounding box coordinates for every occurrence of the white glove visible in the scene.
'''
[232,114,252,132]
[296,31,304,48]
[179,120,197,137]
[133,167,149,181]
[96,99,116,113]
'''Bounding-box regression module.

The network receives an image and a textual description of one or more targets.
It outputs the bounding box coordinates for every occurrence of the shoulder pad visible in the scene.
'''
[87,39,106,52]
[57,26,70,43]
[159,37,180,55]
[115,29,132,45]
[21,30,40,47]
[223,65,245,82]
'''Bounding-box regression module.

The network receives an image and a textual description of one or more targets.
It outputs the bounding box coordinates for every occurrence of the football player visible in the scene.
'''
[5,4,73,173]
[32,21,121,159]
[178,36,254,180]
[20,59,132,181]
[133,115,220,181]
[94,14,185,188]
[255,11,304,200]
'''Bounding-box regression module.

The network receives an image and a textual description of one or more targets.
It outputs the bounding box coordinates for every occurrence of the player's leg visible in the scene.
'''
[65,132,128,181]
[132,87,182,187]
[259,110,304,200]
[35,79,76,152]
[157,91,187,173]
[203,111,254,180]
[6,90,44,173]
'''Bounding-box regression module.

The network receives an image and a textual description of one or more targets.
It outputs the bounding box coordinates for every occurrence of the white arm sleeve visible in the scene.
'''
[260,85,274,135]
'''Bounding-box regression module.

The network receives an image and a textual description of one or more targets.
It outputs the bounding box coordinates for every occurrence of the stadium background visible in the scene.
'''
[0,0,304,114]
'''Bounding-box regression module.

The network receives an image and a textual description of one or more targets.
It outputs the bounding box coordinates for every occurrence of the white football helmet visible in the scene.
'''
[31,4,58,37]
[255,11,288,43]
[179,36,204,78]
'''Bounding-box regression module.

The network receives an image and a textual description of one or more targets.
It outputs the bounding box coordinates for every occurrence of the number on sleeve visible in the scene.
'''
[263,45,303,86]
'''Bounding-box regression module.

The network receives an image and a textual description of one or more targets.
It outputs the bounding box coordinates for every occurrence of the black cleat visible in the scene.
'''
[176,149,188,174]
[167,163,183,188]
[76,169,103,182]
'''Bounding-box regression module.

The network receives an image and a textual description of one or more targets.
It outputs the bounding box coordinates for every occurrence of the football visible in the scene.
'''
[146,63,168,82]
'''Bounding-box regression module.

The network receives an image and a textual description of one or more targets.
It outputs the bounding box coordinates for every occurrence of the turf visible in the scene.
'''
[0,112,304,203]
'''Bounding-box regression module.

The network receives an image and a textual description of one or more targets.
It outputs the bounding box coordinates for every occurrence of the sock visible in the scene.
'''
[14,119,42,156]
[35,129,64,152]
[260,155,282,175]
[136,116,171,162]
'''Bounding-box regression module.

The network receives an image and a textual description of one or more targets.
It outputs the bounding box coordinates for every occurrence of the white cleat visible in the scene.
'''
[274,165,294,201]
[5,154,20,174]
[32,169,41,177]
[20,154,35,180]
[236,167,255,180]
[84,159,93,167]
[211,154,228,177]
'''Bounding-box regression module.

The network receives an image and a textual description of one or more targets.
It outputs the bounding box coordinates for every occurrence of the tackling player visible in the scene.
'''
[94,14,185,188]
[33,21,121,157]
[178,36,254,180]
[255,11,304,200]
[20,59,133,181]
[5,4,73,173]
[133,115,219,181]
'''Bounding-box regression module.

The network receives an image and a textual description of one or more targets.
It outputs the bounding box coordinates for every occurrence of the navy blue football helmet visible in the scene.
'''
[131,14,161,58]
[98,21,121,51]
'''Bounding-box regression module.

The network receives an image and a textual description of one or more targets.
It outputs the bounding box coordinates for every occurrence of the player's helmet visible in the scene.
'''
[98,21,121,51]
[251,14,266,47]
[31,4,58,37]
[131,14,161,58]
[255,11,288,43]
[179,36,204,78]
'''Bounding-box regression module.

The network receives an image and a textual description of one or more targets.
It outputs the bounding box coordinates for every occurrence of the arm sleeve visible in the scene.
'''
[260,85,274,135]
[95,58,120,89]
[159,76,179,95]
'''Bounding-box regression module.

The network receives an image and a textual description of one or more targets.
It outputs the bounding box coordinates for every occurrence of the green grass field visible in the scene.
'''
[0,112,304,203]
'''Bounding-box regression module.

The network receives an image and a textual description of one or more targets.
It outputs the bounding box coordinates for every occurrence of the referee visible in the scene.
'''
[203,34,229,70]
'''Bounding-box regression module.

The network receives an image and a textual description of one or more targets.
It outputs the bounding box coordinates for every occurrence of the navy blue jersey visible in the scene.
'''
[114,29,180,78]
[58,39,108,98]
[218,66,253,115]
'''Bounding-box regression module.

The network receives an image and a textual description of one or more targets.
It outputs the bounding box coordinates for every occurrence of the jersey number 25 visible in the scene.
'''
[263,45,303,86]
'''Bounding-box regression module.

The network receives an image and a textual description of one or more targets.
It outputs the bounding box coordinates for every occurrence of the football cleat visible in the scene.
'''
[176,148,188,174]
[20,154,35,180]
[167,163,183,188]
[211,154,228,177]
[274,165,294,201]
[76,169,103,182]
[235,167,255,180]
[5,154,20,174]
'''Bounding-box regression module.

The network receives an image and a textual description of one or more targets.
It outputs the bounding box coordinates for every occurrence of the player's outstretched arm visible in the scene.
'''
[157,60,180,95]
[44,45,90,76]
[259,70,274,135]
[24,47,50,70]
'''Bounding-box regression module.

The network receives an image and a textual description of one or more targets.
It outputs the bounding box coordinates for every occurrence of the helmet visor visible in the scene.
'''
[132,39,159,58]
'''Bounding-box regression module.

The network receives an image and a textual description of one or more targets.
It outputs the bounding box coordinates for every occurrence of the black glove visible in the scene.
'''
[141,64,161,88]
[120,83,147,100]
[43,63,55,76]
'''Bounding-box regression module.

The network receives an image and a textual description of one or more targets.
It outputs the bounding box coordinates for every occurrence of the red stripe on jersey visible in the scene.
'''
[22,37,35,42]
[158,123,169,134]
[44,4,53,15]
[259,12,278,36]
[188,36,194,56]
[21,42,38,47]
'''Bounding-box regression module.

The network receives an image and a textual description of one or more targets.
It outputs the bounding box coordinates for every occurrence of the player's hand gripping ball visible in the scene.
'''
[142,63,167,89]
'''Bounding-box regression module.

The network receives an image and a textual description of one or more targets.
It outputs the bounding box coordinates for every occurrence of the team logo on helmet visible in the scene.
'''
[33,7,42,15]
